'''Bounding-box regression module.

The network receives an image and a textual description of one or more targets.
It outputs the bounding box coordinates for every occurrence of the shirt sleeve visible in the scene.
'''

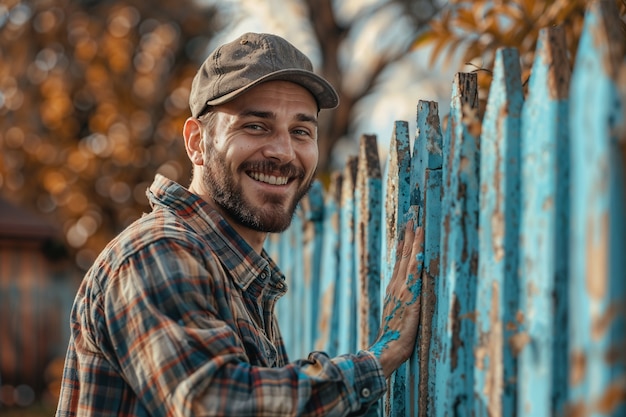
[91,237,386,417]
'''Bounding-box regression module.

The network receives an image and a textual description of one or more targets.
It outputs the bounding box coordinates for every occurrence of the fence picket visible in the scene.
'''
[433,72,480,416]
[302,181,325,356]
[337,157,358,355]
[568,1,626,415]
[264,2,625,414]
[315,173,342,355]
[380,121,412,416]
[408,100,444,417]
[355,134,383,350]
[517,26,571,417]
[474,47,523,417]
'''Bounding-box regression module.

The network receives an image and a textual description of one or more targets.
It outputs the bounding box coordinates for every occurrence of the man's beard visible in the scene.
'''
[202,152,314,233]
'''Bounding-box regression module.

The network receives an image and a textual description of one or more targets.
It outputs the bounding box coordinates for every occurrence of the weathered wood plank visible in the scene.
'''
[516,26,571,417]
[337,157,358,355]
[433,71,480,416]
[475,47,523,417]
[272,208,304,357]
[289,209,306,358]
[354,135,383,417]
[380,120,412,416]
[302,181,325,356]
[315,173,343,356]
[270,4,624,415]
[567,1,626,415]
[409,100,444,417]
[355,134,383,350]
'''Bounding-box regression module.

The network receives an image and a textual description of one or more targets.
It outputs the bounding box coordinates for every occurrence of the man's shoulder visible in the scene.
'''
[92,208,210,275]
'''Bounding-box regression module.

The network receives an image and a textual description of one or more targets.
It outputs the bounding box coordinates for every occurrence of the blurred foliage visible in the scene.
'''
[414,0,626,112]
[0,0,221,269]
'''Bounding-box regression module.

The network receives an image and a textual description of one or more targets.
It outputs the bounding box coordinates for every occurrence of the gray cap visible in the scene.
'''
[189,32,339,117]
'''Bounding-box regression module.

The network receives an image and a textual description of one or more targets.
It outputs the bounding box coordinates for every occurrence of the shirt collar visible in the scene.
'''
[146,174,286,293]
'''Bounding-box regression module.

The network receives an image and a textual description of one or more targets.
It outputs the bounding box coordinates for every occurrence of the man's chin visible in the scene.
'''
[255,206,295,233]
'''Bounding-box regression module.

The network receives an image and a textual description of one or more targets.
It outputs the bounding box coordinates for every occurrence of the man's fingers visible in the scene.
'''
[410,225,425,266]
[399,219,415,260]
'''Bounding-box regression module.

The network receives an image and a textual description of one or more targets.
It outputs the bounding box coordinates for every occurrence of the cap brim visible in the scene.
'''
[205,69,339,110]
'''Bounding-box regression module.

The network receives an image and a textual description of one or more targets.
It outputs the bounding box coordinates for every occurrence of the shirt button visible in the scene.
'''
[360,388,371,398]
[260,272,267,279]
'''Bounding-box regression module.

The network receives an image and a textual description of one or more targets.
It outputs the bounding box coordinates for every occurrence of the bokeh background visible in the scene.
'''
[0,0,621,414]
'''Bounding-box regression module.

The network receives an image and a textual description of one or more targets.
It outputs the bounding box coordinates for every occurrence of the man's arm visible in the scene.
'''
[92,238,385,417]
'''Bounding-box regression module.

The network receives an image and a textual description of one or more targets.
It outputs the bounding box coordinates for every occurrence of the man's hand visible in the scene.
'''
[368,212,425,378]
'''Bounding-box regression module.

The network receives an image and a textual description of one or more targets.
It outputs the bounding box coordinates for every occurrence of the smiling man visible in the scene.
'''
[185,80,319,248]
[56,33,424,417]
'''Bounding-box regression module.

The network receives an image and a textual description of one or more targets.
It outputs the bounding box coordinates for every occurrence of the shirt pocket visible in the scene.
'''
[236,318,278,367]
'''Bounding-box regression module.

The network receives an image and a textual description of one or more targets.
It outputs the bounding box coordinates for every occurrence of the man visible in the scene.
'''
[56,32,424,416]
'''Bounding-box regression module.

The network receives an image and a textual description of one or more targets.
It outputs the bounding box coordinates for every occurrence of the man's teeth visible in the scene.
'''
[250,172,289,185]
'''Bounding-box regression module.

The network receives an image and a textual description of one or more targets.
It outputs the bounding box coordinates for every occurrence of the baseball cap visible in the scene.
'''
[189,32,339,118]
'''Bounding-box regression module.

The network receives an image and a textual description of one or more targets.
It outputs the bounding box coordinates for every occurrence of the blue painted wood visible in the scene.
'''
[302,181,325,356]
[354,134,383,350]
[270,221,295,356]
[568,1,626,415]
[267,3,624,414]
[380,121,412,318]
[289,210,306,358]
[380,121,412,416]
[475,47,523,417]
[433,71,480,416]
[354,135,383,417]
[408,100,444,417]
[315,173,342,356]
[517,26,571,417]
[337,157,358,355]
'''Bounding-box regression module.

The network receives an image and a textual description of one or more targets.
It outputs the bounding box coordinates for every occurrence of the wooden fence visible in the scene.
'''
[265,1,626,416]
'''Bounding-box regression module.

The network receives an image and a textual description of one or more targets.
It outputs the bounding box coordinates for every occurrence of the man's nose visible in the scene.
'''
[262,129,296,163]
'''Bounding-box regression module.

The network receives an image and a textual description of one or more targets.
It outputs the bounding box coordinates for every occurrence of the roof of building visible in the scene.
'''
[0,197,60,240]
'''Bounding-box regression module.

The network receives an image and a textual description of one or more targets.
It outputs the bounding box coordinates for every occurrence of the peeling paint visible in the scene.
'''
[586,212,608,300]
[592,0,626,79]
[570,350,587,386]
[594,377,626,414]
[485,281,503,417]
[509,332,530,357]
[269,4,623,415]
[543,27,571,100]
[450,295,461,371]
[591,302,619,341]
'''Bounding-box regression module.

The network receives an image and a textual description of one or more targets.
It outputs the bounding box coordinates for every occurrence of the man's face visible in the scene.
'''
[199,81,319,233]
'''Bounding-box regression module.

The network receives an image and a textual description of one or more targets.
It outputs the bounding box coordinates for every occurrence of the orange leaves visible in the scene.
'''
[413,0,602,105]
[0,0,218,269]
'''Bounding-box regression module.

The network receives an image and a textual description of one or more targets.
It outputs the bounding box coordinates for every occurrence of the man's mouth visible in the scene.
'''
[248,171,290,186]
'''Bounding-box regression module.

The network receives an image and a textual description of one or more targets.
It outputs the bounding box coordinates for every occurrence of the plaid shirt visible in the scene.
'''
[56,174,385,417]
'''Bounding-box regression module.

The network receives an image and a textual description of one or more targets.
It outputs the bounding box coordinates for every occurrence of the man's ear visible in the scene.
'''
[183,117,204,166]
